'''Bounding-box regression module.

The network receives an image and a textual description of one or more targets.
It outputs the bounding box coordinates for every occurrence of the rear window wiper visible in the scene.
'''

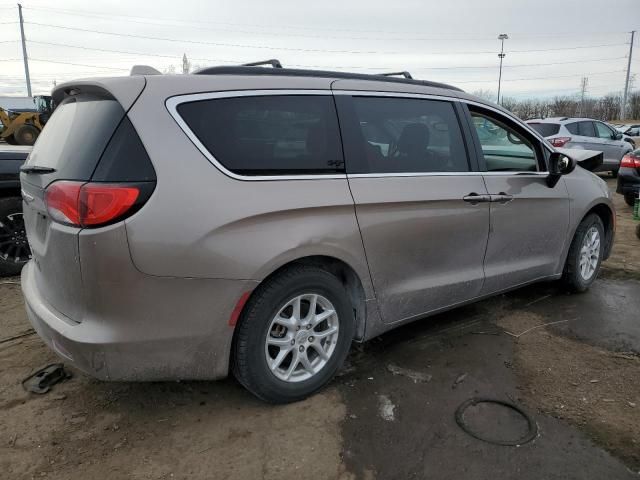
[20,165,57,174]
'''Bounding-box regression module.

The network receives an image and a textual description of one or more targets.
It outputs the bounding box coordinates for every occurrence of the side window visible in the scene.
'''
[566,122,579,135]
[470,111,538,172]
[348,96,469,174]
[578,121,596,137]
[177,95,344,176]
[594,122,613,139]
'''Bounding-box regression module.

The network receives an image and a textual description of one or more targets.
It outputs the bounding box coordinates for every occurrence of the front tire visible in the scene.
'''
[561,214,604,292]
[233,265,354,403]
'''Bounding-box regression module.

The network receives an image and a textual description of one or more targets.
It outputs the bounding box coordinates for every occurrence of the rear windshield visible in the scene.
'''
[24,94,124,185]
[527,122,560,137]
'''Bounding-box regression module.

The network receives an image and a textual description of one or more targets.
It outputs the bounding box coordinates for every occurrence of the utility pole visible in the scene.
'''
[621,30,635,120]
[579,77,588,117]
[17,3,32,97]
[497,33,509,105]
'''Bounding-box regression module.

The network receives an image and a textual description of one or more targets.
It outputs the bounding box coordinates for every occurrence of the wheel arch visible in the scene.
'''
[237,255,370,343]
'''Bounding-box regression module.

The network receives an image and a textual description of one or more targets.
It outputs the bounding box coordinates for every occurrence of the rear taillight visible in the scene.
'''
[45,181,149,228]
[550,137,571,147]
[620,154,640,168]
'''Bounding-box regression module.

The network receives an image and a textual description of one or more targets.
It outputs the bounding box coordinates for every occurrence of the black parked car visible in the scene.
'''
[0,145,31,275]
[617,148,640,206]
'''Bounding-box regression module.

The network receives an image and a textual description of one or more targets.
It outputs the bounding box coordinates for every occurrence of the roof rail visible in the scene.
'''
[193,66,462,92]
[241,59,283,68]
[130,65,161,76]
[380,71,413,79]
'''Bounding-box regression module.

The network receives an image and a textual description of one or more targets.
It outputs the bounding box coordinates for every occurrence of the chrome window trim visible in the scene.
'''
[347,171,549,179]
[166,88,553,181]
[332,89,457,102]
[165,89,346,182]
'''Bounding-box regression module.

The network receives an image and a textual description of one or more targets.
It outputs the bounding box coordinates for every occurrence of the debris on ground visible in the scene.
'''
[452,372,468,389]
[378,395,396,421]
[386,363,432,383]
[22,364,72,394]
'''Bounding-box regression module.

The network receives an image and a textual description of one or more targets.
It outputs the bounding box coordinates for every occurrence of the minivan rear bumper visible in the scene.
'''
[22,260,256,381]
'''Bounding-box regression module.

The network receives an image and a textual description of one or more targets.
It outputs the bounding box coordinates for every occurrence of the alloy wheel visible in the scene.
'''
[265,293,339,383]
[0,213,31,264]
[579,226,600,280]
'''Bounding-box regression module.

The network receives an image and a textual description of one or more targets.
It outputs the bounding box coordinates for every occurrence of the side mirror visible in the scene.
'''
[614,132,623,140]
[547,152,576,188]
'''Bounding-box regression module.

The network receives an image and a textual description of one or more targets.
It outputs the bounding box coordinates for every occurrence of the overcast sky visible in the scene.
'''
[0,0,638,99]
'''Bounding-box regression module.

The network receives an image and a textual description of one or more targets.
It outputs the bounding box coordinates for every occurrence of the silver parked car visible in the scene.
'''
[527,117,632,177]
[21,63,615,403]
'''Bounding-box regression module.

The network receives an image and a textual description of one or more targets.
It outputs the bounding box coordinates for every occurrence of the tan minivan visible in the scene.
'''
[21,62,614,403]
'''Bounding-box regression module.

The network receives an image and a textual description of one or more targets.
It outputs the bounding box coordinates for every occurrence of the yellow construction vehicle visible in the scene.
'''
[0,95,55,146]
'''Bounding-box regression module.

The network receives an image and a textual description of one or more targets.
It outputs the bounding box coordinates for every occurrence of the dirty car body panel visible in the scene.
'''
[21,68,614,385]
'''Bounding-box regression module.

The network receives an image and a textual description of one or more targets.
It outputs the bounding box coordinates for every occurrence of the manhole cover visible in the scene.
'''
[455,398,537,446]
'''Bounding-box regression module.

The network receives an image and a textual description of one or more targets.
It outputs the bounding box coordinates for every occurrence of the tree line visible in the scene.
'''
[472,89,640,122]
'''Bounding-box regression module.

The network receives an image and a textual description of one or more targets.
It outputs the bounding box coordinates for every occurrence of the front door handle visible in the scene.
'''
[463,193,491,205]
[490,192,514,204]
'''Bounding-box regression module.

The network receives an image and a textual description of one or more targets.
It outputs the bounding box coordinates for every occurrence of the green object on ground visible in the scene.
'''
[634,197,640,221]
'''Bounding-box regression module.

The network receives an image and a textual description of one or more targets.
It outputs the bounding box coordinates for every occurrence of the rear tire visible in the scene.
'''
[611,169,618,178]
[0,197,31,276]
[233,265,354,404]
[14,124,40,146]
[624,194,637,207]
[561,214,604,293]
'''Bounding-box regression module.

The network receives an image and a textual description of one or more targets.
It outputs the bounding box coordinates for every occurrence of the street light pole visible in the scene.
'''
[497,33,508,105]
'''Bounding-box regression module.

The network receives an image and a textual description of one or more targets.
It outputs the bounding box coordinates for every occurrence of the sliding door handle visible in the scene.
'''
[463,193,491,205]
[491,192,514,204]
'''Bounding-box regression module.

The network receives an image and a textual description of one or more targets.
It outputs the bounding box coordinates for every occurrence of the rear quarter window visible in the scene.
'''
[527,123,560,137]
[176,95,344,176]
[565,123,579,135]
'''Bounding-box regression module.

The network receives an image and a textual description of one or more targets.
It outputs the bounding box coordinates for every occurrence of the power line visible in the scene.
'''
[508,43,626,53]
[24,6,498,42]
[29,58,129,71]
[414,57,627,70]
[25,21,405,55]
[22,6,633,49]
[23,23,630,69]
[25,39,630,73]
[21,5,628,40]
[28,38,628,60]
[28,40,239,63]
[452,69,626,84]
